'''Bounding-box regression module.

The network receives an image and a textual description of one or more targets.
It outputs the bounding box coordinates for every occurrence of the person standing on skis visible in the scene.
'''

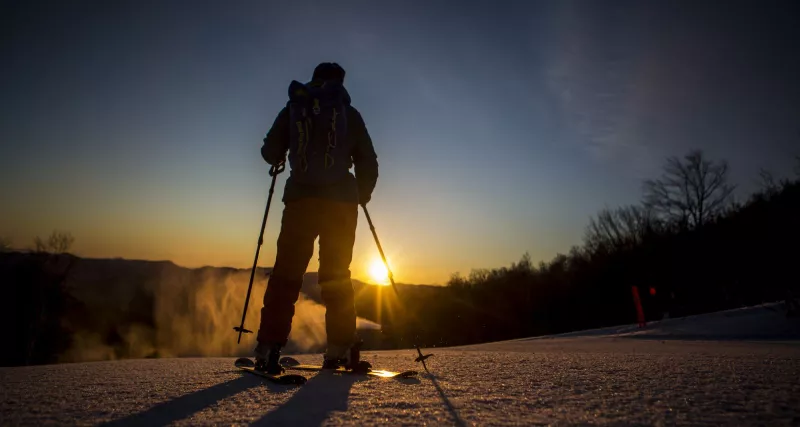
[255,62,379,374]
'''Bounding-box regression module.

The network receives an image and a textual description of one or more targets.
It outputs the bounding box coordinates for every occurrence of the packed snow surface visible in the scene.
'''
[2,303,799,426]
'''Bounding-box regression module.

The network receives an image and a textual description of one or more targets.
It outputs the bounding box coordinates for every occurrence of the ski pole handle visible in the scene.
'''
[270,162,286,176]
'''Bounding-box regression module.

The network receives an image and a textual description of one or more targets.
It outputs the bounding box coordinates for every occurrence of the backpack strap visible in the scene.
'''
[325,107,339,169]
[288,81,312,172]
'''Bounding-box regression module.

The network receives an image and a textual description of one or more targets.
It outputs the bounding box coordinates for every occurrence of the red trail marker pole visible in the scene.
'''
[631,286,646,328]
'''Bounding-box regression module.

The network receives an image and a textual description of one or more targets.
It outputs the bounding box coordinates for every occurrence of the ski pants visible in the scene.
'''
[257,197,358,348]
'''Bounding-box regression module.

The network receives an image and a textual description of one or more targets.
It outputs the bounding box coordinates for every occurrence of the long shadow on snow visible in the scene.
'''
[420,366,467,427]
[251,370,364,426]
[101,374,275,426]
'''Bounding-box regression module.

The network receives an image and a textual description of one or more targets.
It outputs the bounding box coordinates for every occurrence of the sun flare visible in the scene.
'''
[368,259,390,285]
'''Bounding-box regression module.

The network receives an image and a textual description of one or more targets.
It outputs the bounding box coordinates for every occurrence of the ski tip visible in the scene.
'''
[398,370,419,378]
[279,356,300,367]
[235,357,255,368]
[279,374,308,385]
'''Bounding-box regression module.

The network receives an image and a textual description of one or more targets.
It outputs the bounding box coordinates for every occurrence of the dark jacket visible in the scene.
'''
[261,102,379,204]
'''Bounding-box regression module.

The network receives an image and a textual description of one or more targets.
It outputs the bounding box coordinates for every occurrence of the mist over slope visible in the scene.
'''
[1,253,390,366]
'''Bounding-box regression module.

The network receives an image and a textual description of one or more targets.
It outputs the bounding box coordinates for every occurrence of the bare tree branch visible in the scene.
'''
[32,230,75,254]
[757,168,779,195]
[33,236,48,253]
[48,231,75,253]
[584,205,662,252]
[642,149,735,229]
[794,155,800,178]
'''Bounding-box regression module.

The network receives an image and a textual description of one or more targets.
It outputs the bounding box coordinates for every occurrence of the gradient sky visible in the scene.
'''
[2,0,799,285]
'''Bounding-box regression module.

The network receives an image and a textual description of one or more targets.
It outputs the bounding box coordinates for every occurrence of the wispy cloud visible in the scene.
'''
[543,2,665,174]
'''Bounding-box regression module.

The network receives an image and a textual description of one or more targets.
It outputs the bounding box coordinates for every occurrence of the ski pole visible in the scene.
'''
[234,162,285,344]
[361,204,433,365]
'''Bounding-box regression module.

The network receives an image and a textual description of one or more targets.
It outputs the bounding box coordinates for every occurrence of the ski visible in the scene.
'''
[279,356,418,379]
[235,357,307,385]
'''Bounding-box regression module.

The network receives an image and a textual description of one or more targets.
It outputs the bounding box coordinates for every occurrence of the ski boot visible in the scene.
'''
[322,340,372,373]
[254,343,285,375]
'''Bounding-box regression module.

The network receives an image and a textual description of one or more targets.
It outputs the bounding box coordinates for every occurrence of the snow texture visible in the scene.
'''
[2,303,799,426]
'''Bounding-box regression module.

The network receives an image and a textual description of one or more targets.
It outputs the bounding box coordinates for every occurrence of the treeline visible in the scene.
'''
[2,232,79,366]
[365,150,800,349]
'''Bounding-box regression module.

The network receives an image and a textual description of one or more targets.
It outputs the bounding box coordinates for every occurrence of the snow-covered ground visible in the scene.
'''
[2,303,799,426]
[524,302,800,341]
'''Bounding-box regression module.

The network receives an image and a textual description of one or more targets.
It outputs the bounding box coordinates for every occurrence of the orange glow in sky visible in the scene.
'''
[2,0,799,287]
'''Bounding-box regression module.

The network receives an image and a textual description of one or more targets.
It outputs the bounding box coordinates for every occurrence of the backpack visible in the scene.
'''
[286,79,352,185]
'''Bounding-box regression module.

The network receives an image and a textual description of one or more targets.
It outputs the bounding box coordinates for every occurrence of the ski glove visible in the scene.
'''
[358,189,372,205]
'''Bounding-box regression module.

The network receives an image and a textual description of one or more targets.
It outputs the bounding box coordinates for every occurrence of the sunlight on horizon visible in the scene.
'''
[368,259,391,286]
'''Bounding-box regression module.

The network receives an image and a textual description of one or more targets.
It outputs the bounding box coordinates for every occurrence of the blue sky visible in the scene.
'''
[2,0,798,284]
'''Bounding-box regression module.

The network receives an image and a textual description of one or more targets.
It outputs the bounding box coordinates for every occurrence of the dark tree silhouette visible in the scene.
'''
[643,150,735,229]
[33,230,75,254]
[795,155,800,177]
[584,205,661,253]
[757,168,780,195]
[33,237,46,253]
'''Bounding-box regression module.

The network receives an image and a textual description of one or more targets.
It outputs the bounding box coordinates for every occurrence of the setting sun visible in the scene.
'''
[368,259,390,285]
